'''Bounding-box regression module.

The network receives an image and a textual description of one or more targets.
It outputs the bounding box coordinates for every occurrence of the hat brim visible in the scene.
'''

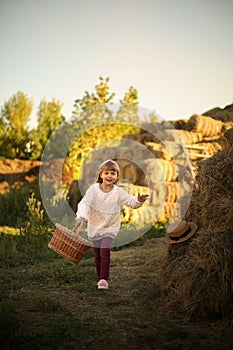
[164,222,197,244]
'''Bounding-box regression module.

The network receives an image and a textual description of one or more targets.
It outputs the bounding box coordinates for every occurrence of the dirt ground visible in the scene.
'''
[3,237,233,350]
[1,159,233,349]
[0,159,41,191]
[0,158,72,192]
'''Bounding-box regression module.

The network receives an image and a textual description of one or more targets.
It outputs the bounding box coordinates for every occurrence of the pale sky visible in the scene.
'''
[1,0,233,128]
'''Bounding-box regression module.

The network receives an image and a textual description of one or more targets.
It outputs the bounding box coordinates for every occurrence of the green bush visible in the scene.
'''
[0,181,40,227]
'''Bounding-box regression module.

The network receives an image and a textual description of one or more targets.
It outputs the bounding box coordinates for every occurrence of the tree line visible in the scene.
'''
[0,77,142,162]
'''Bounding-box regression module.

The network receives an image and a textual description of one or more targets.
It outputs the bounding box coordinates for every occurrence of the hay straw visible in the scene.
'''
[160,229,233,319]
[186,114,223,137]
[160,128,233,319]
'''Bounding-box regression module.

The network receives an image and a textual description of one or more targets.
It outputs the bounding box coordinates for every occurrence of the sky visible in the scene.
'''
[0,0,233,128]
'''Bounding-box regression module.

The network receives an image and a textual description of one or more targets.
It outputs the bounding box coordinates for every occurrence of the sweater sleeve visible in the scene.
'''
[76,197,90,221]
[75,185,94,220]
[118,187,144,209]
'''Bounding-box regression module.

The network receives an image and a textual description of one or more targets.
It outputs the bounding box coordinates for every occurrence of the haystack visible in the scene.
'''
[160,128,233,319]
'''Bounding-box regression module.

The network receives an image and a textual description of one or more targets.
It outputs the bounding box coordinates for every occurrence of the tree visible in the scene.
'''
[63,76,140,180]
[0,91,33,158]
[30,98,65,160]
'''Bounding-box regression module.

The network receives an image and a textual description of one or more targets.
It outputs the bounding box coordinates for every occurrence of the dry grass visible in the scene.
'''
[160,128,233,323]
[2,235,233,349]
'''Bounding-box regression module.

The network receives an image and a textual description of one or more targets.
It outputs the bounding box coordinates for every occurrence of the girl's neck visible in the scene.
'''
[99,183,114,192]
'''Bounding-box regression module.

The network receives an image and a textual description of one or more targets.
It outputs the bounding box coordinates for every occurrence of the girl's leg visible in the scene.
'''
[93,241,101,280]
[99,237,113,281]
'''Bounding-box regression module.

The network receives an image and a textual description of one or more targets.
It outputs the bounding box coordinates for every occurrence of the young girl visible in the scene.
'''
[74,159,149,289]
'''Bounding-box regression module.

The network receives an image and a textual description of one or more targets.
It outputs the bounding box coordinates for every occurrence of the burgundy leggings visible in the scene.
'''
[93,237,113,281]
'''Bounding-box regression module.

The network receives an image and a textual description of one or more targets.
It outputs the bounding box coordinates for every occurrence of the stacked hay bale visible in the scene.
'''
[73,106,232,226]
[159,128,233,319]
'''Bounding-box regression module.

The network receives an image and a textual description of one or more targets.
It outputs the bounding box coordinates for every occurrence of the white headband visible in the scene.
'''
[98,159,120,173]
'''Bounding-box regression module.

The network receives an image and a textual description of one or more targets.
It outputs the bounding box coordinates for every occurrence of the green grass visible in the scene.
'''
[1,225,233,350]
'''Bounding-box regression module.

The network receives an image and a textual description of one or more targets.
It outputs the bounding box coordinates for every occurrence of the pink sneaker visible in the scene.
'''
[97,279,108,289]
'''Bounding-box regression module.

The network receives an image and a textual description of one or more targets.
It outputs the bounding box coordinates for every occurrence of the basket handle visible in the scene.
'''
[73,217,85,235]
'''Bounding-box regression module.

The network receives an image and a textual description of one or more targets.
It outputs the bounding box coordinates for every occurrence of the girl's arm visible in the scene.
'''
[118,187,148,209]
[75,185,94,221]
[76,197,90,221]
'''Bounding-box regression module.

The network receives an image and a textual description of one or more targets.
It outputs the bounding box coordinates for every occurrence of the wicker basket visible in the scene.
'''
[48,223,93,265]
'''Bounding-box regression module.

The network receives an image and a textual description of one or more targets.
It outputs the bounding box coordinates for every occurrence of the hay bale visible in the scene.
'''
[122,204,159,225]
[117,160,142,184]
[186,114,223,137]
[221,121,233,133]
[195,153,233,231]
[121,133,142,145]
[171,119,189,130]
[200,142,222,156]
[145,142,172,160]
[165,129,203,144]
[140,159,178,183]
[67,179,83,212]
[160,127,233,319]
[102,147,117,160]
[186,142,222,158]
[150,182,179,204]
[91,149,105,161]
[160,229,233,318]
[132,143,153,160]
[185,129,233,230]
[81,161,100,187]
[114,146,132,159]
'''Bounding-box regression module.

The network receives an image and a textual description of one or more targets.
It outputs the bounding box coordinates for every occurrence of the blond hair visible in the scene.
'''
[95,159,120,184]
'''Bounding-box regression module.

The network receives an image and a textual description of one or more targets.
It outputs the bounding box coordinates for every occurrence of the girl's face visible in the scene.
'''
[99,168,118,186]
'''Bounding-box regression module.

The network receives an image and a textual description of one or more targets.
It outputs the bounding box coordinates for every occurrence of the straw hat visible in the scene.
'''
[164,220,197,244]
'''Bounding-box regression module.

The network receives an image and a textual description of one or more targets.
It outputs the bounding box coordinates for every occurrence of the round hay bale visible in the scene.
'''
[140,159,177,184]
[118,160,140,184]
[102,147,116,160]
[164,129,203,144]
[204,142,222,156]
[81,161,100,187]
[166,182,179,202]
[67,179,83,212]
[177,130,203,144]
[160,202,175,221]
[171,119,189,130]
[186,114,223,137]
[114,146,132,159]
[121,133,142,145]
[140,132,161,144]
[150,183,167,204]
[132,143,153,160]
[123,163,138,184]
[91,148,105,161]
[145,142,172,160]
[221,121,233,133]
[137,205,158,224]
[122,204,163,225]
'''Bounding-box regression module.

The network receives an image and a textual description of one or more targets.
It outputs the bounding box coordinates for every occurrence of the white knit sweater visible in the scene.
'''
[76,183,143,241]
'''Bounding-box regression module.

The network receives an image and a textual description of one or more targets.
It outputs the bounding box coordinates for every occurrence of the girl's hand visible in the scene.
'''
[137,193,149,202]
[73,217,85,233]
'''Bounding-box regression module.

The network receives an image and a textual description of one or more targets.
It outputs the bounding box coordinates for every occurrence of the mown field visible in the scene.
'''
[1,227,233,350]
[0,161,233,350]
